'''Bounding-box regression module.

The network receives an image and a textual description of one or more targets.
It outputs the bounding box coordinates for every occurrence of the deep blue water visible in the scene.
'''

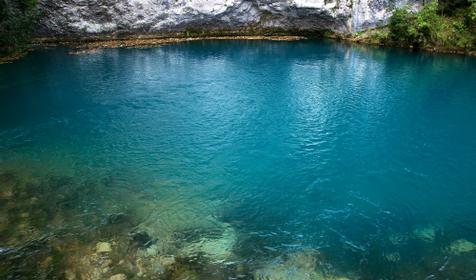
[1,40,476,279]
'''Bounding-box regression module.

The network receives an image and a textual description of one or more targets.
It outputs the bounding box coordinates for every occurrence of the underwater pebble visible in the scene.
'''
[110,273,127,280]
[96,242,112,253]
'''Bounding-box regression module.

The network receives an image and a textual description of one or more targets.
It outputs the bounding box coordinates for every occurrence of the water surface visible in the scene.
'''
[1,40,476,279]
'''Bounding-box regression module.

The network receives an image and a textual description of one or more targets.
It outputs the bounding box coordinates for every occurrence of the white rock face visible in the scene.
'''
[37,0,422,36]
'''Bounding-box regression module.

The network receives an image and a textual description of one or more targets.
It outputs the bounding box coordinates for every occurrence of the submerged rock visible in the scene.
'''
[72,249,114,279]
[110,273,127,280]
[254,249,349,280]
[130,230,155,249]
[179,224,237,261]
[107,213,129,225]
[96,242,112,254]
[413,226,437,242]
[446,239,476,255]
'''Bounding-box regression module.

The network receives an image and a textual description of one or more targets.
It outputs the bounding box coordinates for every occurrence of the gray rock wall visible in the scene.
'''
[36,0,423,37]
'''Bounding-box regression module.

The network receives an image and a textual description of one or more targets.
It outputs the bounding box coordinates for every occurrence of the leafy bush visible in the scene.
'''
[0,0,38,54]
[388,1,476,49]
[470,0,476,22]
[388,8,417,43]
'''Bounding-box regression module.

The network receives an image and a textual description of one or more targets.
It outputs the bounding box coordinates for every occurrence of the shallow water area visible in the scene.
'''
[1,40,476,279]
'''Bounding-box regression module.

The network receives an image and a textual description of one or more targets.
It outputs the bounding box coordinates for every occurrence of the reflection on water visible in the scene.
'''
[1,40,476,279]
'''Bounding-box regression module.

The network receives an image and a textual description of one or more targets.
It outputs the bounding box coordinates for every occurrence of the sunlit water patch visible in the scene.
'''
[1,40,476,279]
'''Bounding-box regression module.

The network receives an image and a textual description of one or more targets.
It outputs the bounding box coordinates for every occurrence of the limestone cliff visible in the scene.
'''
[36,0,423,37]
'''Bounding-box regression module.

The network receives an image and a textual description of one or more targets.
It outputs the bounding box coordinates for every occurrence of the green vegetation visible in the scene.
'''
[352,0,476,53]
[0,0,38,55]
[470,0,476,21]
[388,0,476,49]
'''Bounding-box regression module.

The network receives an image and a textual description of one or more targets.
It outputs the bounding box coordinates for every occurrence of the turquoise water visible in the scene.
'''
[1,40,476,279]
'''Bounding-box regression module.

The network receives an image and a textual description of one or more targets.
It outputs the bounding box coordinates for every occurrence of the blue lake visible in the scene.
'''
[1,40,476,279]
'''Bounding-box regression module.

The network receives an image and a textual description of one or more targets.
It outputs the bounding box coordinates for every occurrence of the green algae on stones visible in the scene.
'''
[446,239,476,255]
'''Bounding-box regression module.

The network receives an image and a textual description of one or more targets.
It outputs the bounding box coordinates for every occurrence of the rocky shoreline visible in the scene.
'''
[338,29,476,57]
[1,33,310,63]
[2,31,475,64]
[0,51,31,64]
[44,35,307,54]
